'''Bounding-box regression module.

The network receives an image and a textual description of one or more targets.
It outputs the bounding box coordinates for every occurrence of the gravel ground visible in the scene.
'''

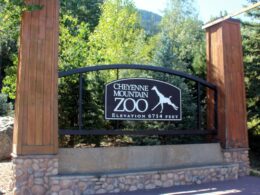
[0,160,12,195]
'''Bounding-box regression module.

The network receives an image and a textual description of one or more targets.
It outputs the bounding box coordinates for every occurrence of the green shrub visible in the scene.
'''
[0,93,13,116]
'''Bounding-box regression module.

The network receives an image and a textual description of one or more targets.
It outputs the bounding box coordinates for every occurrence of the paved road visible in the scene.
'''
[109,176,260,195]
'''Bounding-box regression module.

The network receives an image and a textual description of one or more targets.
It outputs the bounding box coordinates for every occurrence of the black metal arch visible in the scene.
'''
[58,64,218,136]
[58,64,216,90]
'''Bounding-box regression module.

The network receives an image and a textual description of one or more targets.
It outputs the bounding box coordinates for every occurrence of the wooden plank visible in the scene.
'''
[206,30,214,130]
[52,0,59,153]
[21,10,32,148]
[35,0,45,145]
[43,0,54,146]
[13,10,32,154]
[206,24,227,147]
[49,0,55,147]
[26,0,39,145]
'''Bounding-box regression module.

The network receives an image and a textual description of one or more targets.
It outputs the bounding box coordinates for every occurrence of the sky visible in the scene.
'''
[133,0,250,23]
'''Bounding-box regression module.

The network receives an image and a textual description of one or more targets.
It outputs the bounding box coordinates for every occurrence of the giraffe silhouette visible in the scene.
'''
[151,86,178,113]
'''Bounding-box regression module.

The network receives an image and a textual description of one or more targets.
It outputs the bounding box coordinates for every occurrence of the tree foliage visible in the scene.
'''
[3,0,254,147]
[242,0,260,135]
[0,93,13,116]
[154,0,206,129]
[0,0,103,98]
[87,0,152,65]
[58,0,156,147]
[0,1,21,98]
[59,14,90,71]
[160,0,206,76]
[152,31,197,128]
[60,0,103,31]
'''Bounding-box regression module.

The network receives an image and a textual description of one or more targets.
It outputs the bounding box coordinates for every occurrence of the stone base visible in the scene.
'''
[48,164,238,195]
[223,148,250,176]
[11,154,58,195]
[11,147,249,195]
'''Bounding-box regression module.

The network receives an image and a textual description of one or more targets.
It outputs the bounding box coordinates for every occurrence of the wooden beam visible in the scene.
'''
[206,19,248,148]
[13,0,59,155]
[202,2,260,29]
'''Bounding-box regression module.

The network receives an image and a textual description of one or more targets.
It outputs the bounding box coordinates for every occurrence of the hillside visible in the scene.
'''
[138,9,162,35]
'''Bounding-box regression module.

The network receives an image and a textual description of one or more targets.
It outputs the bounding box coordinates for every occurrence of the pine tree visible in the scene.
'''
[242,0,260,135]
[241,0,260,160]
[160,0,205,74]
[152,31,197,130]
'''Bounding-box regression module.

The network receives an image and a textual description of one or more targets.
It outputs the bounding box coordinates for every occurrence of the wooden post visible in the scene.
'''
[13,0,59,155]
[206,19,248,149]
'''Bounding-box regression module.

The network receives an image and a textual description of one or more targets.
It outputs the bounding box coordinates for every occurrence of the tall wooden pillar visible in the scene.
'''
[13,0,59,155]
[206,19,248,149]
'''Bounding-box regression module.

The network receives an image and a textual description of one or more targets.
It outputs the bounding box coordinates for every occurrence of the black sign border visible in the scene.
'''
[105,78,182,121]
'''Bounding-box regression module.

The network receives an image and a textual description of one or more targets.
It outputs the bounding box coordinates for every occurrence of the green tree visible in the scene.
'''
[0,1,21,98]
[153,0,206,130]
[241,0,260,161]
[87,0,152,65]
[58,1,104,139]
[152,31,197,129]
[0,0,104,99]
[70,0,156,146]
[131,31,202,145]
[242,0,260,135]
[0,0,43,95]
[131,0,207,145]
[160,0,206,75]
[60,0,103,31]
[1,54,17,99]
[58,13,90,133]
[59,14,90,71]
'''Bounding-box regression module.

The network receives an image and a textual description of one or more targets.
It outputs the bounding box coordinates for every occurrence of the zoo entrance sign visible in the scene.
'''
[105,78,182,121]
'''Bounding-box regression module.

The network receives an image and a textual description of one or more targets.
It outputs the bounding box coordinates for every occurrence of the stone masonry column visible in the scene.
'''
[205,19,249,176]
[12,0,59,194]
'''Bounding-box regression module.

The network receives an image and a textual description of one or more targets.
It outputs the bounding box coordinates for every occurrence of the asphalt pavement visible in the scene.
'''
[108,176,260,195]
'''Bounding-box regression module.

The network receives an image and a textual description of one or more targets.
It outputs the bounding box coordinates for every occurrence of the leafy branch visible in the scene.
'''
[11,0,43,12]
